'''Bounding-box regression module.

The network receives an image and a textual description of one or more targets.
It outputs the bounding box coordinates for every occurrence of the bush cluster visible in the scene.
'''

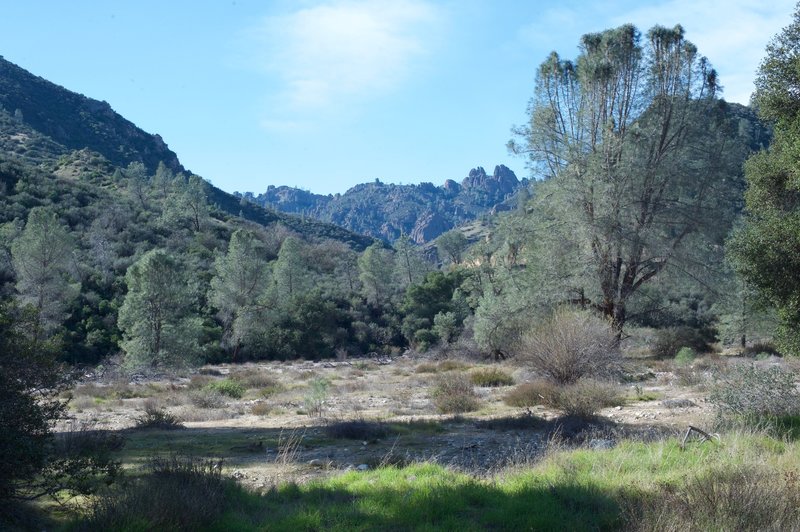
[504,379,622,418]
[710,364,800,428]
[431,373,480,414]
[84,457,234,530]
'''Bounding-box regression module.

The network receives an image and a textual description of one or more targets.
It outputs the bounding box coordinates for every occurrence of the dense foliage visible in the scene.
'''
[728,5,800,355]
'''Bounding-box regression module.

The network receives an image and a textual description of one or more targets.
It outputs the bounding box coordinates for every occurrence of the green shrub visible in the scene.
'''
[204,379,245,399]
[710,364,800,429]
[431,373,480,414]
[674,347,696,365]
[652,326,711,358]
[470,367,514,387]
[303,377,330,417]
[743,341,781,358]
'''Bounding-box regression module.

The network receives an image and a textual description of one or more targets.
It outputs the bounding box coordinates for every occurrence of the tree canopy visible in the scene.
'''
[509,23,747,333]
[729,5,800,355]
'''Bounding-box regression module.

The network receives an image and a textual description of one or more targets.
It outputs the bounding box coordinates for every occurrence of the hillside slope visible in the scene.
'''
[0,56,374,250]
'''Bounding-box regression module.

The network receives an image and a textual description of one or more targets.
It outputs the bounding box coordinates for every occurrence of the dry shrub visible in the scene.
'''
[672,365,704,387]
[85,457,232,531]
[504,379,622,418]
[188,374,213,390]
[416,360,470,374]
[189,389,227,409]
[710,364,800,427]
[134,401,183,430]
[470,367,514,387]
[628,464,800,531]
[230,367,278,389]
[651,326,712,359]
[431,372,480,414]
[519,308,620,385]
[548,379,624,418]
[504,380,557,407]
[250,402,272,416]
[415,362,439,373]
[176,407,238,422]
[259,381,287,397]
[438,359,470,372]
[71,394,98,412]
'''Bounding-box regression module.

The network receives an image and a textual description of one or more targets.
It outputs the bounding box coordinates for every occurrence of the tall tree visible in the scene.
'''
[117,249,202,368]
[125,162,149,211]
[393,234,430,288]
[10,206,78,340]
[358,242,394,305]
[728,5,800,354]
[436,229,468,266]
[209,229,271,356]
[509,24,741,333]
[272,236,311,299]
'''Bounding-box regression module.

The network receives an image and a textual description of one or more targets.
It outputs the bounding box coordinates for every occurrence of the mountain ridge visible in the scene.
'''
[240,164,526,243]
[0,56,376,250]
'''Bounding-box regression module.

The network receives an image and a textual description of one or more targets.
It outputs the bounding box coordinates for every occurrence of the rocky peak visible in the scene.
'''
[492,164,519,196]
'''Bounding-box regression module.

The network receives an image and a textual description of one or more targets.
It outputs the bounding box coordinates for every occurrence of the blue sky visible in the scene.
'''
[1,1,795,195]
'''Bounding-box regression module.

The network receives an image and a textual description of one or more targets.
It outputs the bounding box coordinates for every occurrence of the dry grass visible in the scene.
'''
[230,366,280,389]
[628,463,800,531]
[470,367,514,387]
[416,359,471,374]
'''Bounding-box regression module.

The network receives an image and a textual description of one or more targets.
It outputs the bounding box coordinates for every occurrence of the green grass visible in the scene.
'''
[72,430,800,531]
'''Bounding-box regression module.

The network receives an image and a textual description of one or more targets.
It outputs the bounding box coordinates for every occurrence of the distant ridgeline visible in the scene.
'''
[0,56,375,250]
[240,165,527,243]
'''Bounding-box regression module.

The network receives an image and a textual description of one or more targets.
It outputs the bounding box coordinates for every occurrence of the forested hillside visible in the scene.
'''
[6,9,800,529]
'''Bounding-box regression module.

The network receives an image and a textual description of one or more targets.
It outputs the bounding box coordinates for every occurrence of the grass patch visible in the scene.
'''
[230,367,279,389]
[470,367,514,387]
[67,431,800,531]
[416,360,471,374]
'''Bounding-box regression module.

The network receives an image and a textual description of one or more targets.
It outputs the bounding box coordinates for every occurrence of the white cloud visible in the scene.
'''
[248,0,441,114]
